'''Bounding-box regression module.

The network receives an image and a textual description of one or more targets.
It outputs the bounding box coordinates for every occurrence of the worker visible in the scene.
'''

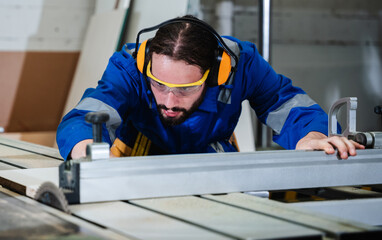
[56,15,364,160]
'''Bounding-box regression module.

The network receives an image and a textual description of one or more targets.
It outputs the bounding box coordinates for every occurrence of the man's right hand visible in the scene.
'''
[70,139,93,159]
[70,139,116,160]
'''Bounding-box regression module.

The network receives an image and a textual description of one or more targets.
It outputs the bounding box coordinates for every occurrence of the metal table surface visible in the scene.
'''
[0,136,381,240]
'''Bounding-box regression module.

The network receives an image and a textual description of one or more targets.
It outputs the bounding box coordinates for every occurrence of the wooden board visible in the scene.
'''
[62,9,127,115]
[0,167,58,198]
[0,136,62,159]
[0,144,62,169]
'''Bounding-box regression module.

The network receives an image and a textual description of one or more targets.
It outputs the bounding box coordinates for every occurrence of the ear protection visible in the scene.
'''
[133,17,238,87]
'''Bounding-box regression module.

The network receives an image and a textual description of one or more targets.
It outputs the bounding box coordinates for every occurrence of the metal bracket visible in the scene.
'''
[328,97,382,148]
[328,97,358,137]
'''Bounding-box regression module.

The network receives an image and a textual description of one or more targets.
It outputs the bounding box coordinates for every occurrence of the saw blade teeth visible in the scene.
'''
[34,181,70,213]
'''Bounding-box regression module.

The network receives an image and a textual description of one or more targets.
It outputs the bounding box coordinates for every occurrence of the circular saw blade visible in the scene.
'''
[34,181,70,213]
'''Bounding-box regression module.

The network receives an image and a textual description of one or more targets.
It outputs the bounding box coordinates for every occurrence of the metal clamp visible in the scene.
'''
[328,97,357,137]
[328,97,382,149]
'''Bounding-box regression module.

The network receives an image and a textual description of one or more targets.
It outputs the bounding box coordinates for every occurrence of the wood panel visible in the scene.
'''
[4,51,79,132]
[0,52,25,129]
[0,144,62,169]
[62,10,127,115]
[0,136,62,159]
[0,167,58,197]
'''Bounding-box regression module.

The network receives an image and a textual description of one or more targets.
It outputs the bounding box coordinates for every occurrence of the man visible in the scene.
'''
[57,15,364,160]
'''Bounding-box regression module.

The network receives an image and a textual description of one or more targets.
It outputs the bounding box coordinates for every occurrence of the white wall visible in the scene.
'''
[0,0,95,51]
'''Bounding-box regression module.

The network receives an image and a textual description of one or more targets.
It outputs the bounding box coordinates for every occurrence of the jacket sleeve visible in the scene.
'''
[240,42,328,149]
[56,50,142,160]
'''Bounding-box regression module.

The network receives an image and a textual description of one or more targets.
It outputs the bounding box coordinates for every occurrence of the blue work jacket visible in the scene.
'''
[57,36,328,160]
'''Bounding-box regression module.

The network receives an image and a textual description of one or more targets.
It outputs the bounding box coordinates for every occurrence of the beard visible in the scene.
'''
[157,87,207,127]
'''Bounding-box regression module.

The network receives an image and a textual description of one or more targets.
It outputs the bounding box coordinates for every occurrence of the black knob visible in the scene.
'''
[375,105,382,115]
[354,132,367,146]
[85,112,109,143]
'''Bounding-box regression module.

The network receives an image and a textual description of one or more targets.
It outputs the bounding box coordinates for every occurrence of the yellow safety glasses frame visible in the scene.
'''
[146,61,210,88]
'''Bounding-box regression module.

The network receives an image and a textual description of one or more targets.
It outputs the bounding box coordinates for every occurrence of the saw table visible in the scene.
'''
[1,136,382,240]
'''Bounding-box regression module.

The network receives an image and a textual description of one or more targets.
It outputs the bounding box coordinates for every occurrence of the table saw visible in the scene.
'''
[1,136,382,240]
[2,97,382,239]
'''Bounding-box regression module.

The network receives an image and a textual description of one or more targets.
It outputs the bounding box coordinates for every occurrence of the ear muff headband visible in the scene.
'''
[133,18,238,86]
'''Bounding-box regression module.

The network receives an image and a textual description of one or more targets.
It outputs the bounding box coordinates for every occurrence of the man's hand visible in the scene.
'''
[70,139,93,159]
[296,131,365,159]
[70,139,117,160]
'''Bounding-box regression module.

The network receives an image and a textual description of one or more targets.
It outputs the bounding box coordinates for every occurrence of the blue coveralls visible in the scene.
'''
[56,36,328,160]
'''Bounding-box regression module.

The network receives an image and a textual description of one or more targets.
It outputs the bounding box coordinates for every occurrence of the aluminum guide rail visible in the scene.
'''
[60,149,382,203]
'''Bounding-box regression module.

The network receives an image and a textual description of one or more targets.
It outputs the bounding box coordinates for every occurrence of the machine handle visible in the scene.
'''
[328,97,357,137]
[85,112,110,143]
[375,105,382,115]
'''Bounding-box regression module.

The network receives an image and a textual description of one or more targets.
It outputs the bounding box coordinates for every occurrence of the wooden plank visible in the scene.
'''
[70,201,231,240]
[62,9,127,115]
[0,144,62,169]
[203,193,381,236]
[0,136,62,159]
[0,167,58,198]
[131,196,322,240]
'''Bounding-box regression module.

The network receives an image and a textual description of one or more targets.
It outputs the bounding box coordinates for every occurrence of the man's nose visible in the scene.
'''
[164,90,179,108]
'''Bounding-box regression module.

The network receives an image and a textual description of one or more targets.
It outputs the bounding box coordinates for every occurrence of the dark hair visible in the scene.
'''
[148,15,217,73]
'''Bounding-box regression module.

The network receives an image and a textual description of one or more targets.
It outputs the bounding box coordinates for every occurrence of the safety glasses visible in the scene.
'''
[146,60,210,97]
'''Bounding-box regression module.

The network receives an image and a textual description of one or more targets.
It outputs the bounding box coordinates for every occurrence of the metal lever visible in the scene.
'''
[85,111,110,160]
[328,97,357,137]
[85,112,109,143]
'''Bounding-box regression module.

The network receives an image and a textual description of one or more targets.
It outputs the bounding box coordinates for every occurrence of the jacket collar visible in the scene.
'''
[198,86,218,113]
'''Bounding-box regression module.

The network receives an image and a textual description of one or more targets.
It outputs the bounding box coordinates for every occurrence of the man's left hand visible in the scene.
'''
[296,131,365,159]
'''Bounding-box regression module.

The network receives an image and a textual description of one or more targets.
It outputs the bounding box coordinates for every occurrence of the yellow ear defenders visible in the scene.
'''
[133,17,238,87]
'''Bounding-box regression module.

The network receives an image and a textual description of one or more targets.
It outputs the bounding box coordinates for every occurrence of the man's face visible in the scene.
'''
[149,53,207,127]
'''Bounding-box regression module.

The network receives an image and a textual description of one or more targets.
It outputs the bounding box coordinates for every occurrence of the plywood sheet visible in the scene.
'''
[0,167,58,198]
[63,9,127,115]
[1,131,57,148]
[0,136,62,159]
[0,144,61,169]
[1,51,79,132]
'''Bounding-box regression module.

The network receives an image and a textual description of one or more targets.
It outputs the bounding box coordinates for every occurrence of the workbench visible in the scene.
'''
[1,136,382,240]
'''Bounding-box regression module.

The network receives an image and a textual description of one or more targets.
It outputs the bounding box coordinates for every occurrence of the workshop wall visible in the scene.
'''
[0,0,95,133]
[201,0,382,133]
